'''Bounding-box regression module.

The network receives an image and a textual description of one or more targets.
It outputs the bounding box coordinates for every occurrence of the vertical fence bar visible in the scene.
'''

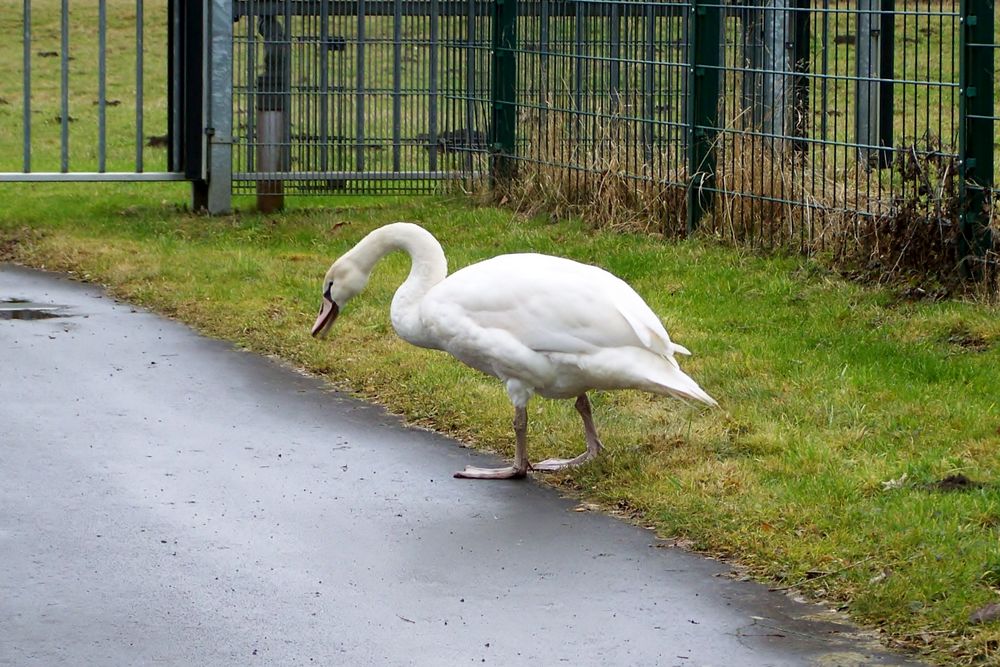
[136,0,144,172]
[491,0,517,188]
[22,0,31,173]
[428,0,439,172]
[687,0,722,232]
[959,0,995,274]
[356,0,366,172]
[320,0,330,172]
[877,0,895,167]
[465,0,476,174]
[642,3,654,163]
[539,0,549,109]
[393,0,403,172]
[791,0,810,155]
[98,0,107,172]
[573,1,584,141]
[168,0,177,173]
[819,0,828,142]
[609,2,620,113]
[60,0,69,173]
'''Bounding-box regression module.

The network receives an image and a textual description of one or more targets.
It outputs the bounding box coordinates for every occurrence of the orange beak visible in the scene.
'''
[311,296,339,338]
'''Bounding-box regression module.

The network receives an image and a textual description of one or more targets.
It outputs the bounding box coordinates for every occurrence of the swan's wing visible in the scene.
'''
[423,254,687,358]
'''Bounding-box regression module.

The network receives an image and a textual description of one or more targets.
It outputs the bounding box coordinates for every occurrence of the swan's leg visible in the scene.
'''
[454,406,529,480]
[532,394,605,472]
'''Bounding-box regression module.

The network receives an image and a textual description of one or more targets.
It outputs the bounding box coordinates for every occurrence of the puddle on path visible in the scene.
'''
[0,298,70,320]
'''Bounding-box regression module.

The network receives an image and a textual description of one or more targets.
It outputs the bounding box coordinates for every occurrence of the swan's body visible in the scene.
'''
[312,222,716,479]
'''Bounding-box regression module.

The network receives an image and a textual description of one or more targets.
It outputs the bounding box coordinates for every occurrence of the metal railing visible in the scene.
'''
[462,0,992,270]
[1,0,185,182]
[231,0,494,196]
[2,0,993,268]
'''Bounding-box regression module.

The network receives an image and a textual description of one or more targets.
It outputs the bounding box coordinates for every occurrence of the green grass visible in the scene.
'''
[2,183,999,664]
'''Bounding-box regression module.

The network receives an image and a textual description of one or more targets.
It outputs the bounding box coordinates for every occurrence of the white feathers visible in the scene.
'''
[323,223,716,408]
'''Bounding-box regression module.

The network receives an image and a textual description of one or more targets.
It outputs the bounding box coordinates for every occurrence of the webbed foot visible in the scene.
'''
[454,465,528,480]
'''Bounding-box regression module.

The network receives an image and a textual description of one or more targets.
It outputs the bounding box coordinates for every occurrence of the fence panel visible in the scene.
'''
[511,0,690,223]
[703,0,963,251]
[231,0,493,195]
[499,0,976,255]
[0,0,185,182]
[225,0,994,272]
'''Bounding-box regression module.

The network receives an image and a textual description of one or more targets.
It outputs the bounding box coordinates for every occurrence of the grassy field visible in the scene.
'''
[1,182,999,664]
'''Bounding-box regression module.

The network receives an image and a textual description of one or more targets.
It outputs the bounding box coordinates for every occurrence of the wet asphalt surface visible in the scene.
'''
[0,264,925,666]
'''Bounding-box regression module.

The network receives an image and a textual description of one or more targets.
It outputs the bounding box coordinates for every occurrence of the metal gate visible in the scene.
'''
[0,1,233,212]
[231,0,493,196]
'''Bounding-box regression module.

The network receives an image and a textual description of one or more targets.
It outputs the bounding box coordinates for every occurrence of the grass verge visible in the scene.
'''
[1,182,1000,664]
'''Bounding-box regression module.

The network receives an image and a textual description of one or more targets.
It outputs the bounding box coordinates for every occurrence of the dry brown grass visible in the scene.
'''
[498,106,998,292]
[712,133,997,292]
[977,199,1000,299]
[506,104,687,235]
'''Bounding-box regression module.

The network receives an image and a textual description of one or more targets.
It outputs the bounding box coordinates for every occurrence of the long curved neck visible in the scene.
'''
[347,223,447,347]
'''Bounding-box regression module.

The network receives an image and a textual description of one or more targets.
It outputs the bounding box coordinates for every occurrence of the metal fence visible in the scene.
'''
[1,0,994,267]
[0,0,233,212]
[497,0,994,266]
[227,0,993,268]
[231,0,494,194]
[0,0,183,182]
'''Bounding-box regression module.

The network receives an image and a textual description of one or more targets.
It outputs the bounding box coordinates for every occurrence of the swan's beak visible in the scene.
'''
[311,296,340,338]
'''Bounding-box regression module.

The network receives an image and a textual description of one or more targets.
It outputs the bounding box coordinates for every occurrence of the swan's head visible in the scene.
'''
[311,257,368,339]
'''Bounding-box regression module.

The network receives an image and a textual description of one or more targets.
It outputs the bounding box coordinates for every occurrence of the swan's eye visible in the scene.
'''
[323,283,333,299]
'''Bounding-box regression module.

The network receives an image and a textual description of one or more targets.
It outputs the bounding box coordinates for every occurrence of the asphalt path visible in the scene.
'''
[0,264,923,666]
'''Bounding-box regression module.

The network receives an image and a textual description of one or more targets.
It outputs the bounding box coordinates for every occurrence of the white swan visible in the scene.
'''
[312,222,717,480]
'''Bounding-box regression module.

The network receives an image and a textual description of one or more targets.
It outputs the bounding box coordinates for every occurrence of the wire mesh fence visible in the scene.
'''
[232,0,493,194]
[707,0,963,250]
[227,0,994,271]
[501,0,993,273]
[510,1,690,223]
[506,0,967,240]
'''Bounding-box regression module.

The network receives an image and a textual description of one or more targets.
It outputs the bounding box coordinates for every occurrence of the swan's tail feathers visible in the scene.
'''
[672,343,692,356]
[650,365,717,406]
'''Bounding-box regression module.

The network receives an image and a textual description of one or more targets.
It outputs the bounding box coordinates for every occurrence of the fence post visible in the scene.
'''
[687,0,722,233]
[174,0,208,207]
[959,0,995,276]
[254,12,290,213]
[491,0,518,189]
[760,0,792,143]
[856,0,894,169]
[206,0,233,214]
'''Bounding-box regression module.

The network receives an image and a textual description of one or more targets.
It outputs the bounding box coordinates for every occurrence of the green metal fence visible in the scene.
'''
[225,0,994,271]
[231,1,495,195]
[479,0,996,272]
